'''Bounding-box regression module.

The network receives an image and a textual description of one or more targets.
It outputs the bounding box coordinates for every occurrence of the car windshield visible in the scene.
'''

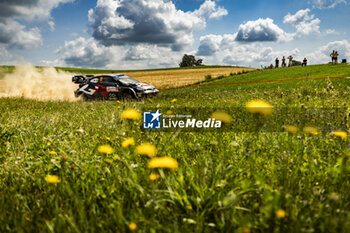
[117,76,139,85]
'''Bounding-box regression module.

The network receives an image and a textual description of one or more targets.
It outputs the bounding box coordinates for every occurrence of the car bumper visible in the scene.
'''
[137,89,159,98]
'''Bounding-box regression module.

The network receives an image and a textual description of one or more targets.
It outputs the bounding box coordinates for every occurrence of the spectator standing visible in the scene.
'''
[282,56,286,67]
[275,57,279,68]
[330,50,336,64]
[302,58,308,66]
[334,50,339,64]
[330,50,339,64]
[287,55,293,67]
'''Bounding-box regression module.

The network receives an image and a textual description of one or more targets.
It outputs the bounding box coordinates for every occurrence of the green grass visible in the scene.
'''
[199,64,350,85]
[0,64,350,232]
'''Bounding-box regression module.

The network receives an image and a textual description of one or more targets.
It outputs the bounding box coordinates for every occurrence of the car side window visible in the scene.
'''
[102,77,115,83]
[90,78,99,84]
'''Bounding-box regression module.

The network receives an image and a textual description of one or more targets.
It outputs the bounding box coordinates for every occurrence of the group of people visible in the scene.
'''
[266,50,343,69]
[269,56,308,69]
[330,50,339,64]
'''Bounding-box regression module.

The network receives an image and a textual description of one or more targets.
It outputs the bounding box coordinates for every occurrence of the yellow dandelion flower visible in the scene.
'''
[45,175,59,184]
[284,125,299,134]
[149,173,160,181]
[170,105,174,109]
[117,106,121,109]
[303,126,319,135]
[331,131,347,139]
[122,137,135,148]
[113,154,119,160]
[148,157,178,169]
[47,142,51,146]
[98,145,115,155]
[211,111,232,124]
[276,209,286,219]
[117,100,120,103]
[106,137,111,141]
[135,143,157,157]
[49,151,56,155]
[171,98,177,103]
[166,110,173,115]
[121,109,141,120]
[246,100,273,116]
[129,222,137,231]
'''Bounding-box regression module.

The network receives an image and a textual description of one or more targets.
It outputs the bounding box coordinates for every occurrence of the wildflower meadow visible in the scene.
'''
[0,64,349,232]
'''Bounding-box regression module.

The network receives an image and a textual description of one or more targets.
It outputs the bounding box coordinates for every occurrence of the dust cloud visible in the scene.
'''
[0,64,78,101]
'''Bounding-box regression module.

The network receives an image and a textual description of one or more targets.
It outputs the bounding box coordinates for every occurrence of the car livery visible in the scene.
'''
[72,74,159,100]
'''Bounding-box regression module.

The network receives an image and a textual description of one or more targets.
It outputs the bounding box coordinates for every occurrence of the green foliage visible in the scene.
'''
[292,60,302,66]
[0,64,350,232]
[179,54,203,67]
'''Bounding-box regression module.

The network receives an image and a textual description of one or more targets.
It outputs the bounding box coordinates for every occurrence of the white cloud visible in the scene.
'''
[232,9,320,44]
[0,46,12,63]
[0,0,75,22]
[123,44,182,68]
[283,9,313,26]
[197,34,235,56]
[56,37,114,68]
[196,34,300,67]
[307,40,350,64]
[50,37,183,69]
[192,0,228,19]
[235,18,291,42]
[48,21,55,32]
[284,9,320,37]
[312,0,346,9]
[324,29,338,35]
[88,0,227,51]
[294,18,320,36]
[0,20,42,49]
[0,0,74,50]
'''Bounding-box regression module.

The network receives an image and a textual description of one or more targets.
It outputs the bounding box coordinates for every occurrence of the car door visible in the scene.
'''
[77,77,99,96]
[100,76,119,93]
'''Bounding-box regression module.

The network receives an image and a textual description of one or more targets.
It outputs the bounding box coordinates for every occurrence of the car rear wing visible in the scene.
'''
[72,75,94,84]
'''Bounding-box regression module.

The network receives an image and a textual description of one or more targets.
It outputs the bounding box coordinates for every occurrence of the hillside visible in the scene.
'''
[0,64,349,232]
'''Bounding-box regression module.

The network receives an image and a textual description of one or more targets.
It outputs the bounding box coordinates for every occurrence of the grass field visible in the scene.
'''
[0,64,350,232]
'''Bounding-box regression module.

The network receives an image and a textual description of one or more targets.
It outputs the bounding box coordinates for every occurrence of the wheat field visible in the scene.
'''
[115,67,254,88]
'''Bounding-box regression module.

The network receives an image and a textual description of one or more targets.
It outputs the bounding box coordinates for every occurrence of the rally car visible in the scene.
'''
[72,74,159,101]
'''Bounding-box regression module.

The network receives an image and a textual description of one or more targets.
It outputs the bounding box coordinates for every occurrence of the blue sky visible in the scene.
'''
[1,0,350,69]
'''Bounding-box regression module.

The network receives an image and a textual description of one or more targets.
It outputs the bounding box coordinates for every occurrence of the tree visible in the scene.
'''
[291,60,302,66]
[195,59,203,66]
[179,54,203,67]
